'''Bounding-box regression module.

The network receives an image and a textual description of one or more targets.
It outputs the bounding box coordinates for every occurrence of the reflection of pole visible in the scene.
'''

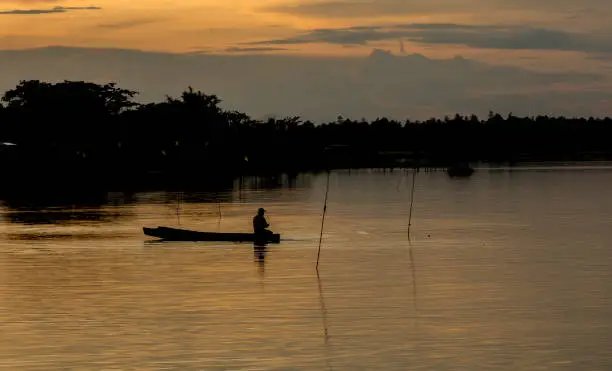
[409,245,418,311]
[317,270,329,345]
[316,170,331,270]
[317,270,333,370]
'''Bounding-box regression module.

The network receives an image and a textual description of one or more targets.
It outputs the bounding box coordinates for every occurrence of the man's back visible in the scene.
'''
[253,214,268,233]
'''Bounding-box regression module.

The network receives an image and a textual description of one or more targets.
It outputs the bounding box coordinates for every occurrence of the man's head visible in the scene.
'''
[257,208,265,215]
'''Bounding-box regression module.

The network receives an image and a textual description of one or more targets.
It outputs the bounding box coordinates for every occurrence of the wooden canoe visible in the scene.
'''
[143,226,281,243]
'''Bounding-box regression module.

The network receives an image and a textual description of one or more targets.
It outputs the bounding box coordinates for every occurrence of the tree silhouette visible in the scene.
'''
[0,79,611,191]
[2,80,137,114]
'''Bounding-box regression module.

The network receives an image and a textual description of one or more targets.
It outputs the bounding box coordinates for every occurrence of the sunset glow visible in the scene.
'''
[1,0,608,55]
[1,0,611,120]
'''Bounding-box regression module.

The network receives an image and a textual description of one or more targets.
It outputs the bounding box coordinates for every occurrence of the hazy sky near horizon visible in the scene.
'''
[1,0,612,120]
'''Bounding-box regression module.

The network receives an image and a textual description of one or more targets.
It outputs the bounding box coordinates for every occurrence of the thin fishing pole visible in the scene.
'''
[215,191,222,220]
[316,170,331,270]
[216,201,222,232]
[176,190,182,226]
[396,173,404,192]
[405,165,419,311]
[407,166,417,241]
[176,164,183,226]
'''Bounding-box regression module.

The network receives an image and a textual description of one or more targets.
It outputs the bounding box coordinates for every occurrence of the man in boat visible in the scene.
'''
[253,208,273,240]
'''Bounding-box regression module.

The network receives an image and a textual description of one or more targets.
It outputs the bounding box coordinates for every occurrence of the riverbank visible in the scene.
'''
[2,81,612,184]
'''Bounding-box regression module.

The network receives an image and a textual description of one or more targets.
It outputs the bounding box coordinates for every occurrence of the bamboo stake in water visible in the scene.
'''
[407,167,417,241]
[213,191,222,231]
[176,191,182,226]
[316,170,331,270]
[215,191,222,219]
[406,166,419,310]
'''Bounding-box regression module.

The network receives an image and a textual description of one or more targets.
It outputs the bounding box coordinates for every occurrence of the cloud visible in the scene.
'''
[224,47,290,53]
[260,0,612,18]
[260,0,457,18]
[245,23,612,54]
[0,0,62,3]
[0,5,101,15]
[246,27,389,46]
[0,46,607,121]
[97,18,161,29]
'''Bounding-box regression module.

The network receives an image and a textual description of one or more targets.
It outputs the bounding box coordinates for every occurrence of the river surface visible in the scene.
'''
[1,165,612,370]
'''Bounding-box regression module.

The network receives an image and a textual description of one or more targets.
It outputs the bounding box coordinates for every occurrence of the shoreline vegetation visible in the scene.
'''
[1,80,612,194]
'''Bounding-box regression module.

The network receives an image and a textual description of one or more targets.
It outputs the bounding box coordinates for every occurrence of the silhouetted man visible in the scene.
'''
[253,208,272,239]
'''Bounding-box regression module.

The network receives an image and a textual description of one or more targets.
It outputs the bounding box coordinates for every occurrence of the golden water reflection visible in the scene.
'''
[1,168,612,369]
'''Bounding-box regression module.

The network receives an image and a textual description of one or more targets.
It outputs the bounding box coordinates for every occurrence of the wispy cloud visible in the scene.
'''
[260,0,452,18]
[259,0,611,18]
[224,47,290,53]
[0,5,101,15]
[97,18,160,29]
[245,23,612,54]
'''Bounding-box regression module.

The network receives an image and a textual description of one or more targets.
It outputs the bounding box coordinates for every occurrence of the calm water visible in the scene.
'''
[1,165,612,370]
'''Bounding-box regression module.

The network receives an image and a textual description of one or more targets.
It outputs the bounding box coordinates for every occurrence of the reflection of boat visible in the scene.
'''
[447,163,474,177]
[143,226,281,243]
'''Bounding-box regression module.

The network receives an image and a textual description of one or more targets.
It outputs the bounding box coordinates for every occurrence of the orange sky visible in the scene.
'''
[1,0,608,57]
[2,0,313,52]
[1,0,612,121]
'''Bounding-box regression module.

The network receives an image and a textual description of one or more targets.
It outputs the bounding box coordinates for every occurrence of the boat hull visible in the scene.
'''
[143,226,281,243]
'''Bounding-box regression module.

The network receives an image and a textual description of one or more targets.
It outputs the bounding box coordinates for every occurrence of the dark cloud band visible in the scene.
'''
[0,6,101,15]
[260,0,609,18]
[244,23,612,54]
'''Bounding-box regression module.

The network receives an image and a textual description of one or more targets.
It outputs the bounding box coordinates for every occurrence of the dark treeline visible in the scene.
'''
[1,80,611,190]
